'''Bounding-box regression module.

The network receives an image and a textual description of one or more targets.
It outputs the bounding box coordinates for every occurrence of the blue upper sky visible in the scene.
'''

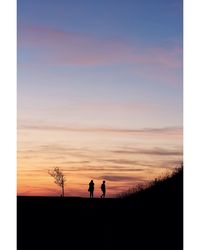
[18,0,182,46]
[17,0,183,129]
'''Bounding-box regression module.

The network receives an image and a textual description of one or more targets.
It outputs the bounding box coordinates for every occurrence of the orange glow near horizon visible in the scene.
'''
[17,126,183,197]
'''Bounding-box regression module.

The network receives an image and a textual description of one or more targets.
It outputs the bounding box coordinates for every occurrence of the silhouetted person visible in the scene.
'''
[88,180,94,198]
[100,180,106,198]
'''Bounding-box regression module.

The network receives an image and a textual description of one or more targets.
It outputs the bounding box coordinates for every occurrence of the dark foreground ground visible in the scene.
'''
[18,169,183,250]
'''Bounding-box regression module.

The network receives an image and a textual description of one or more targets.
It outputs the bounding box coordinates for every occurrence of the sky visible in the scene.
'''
[17,0,183,197]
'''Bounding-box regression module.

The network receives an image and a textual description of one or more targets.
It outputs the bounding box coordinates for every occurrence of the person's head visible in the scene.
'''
[91,180,93,183]
[103,180,105,184]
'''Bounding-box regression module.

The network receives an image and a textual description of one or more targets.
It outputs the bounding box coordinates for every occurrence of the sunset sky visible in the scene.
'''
[17,0,183,197]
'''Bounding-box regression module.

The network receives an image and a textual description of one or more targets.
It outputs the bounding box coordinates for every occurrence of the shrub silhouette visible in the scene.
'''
[48,167,66,197]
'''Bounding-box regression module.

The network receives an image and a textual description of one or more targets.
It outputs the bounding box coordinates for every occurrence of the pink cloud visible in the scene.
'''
[18,122,183,137]
[18,26,182,69]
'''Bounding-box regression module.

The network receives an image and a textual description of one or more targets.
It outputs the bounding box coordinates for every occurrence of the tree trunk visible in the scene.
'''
[62,185,64,197]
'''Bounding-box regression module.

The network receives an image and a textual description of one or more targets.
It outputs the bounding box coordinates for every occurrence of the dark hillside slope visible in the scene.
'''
[118,167,183,249]
[18,168,183,250]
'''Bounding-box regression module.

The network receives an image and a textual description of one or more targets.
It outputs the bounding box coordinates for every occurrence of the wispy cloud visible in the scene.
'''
[18,26,182,70]
[18,123,182,136]
[112,147,183,156]
[95,175,145,182]
[103,159,141,165]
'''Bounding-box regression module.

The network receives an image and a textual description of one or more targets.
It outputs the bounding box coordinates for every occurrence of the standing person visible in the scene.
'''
[88,180,94,198]
[100,180,106,198]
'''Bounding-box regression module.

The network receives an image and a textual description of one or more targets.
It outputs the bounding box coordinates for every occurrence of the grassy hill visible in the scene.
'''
[18,168,183,250]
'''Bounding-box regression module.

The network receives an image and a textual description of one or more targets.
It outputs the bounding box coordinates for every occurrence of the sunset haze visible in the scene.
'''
[17,0,183,197]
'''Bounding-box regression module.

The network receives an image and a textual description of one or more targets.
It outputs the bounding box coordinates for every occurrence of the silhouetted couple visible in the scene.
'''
[88,180,106,198]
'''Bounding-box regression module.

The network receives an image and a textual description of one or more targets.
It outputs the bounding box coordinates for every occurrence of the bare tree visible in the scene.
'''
[48,167,66,197]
